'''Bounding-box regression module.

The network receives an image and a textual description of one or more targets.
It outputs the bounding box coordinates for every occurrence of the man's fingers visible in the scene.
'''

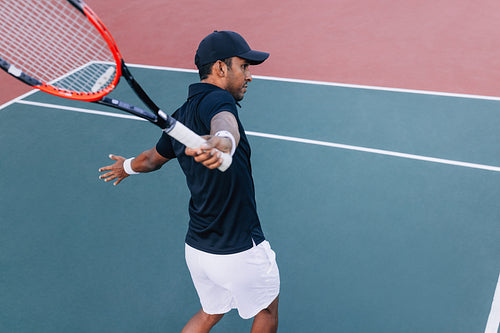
[185,145,224,169]
[201,150,223,169]
[194,149,220,164]
[185,147,202,157]
[98,155,127,186]
[99,171,114,180]
[205,157,223,169]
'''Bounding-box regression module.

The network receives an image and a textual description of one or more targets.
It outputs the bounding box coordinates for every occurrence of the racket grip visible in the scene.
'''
[167,121,233,172]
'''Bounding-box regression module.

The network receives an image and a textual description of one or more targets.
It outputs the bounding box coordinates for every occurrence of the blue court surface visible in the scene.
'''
[1,65,500,332]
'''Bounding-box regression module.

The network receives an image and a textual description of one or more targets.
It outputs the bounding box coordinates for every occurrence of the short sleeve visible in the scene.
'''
[198,90,238,129]
[155,132,176,159]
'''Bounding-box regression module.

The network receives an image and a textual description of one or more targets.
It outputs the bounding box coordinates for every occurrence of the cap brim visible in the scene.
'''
[238,50,270,65]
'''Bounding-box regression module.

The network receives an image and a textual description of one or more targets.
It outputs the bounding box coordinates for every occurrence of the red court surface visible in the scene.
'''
[2,0,500,105]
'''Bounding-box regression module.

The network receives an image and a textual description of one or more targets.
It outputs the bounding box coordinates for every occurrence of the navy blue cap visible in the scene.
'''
[195,31,269,68]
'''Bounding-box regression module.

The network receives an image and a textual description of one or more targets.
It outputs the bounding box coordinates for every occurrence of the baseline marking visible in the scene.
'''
[2,64,500,114]
[485,273,500,333]
[0,89,38,111]
[14,99,500,173]
[127,64,500,102]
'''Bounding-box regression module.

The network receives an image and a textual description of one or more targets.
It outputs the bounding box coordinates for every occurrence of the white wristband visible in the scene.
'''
[214,130,236,156]
[123,157,139,175]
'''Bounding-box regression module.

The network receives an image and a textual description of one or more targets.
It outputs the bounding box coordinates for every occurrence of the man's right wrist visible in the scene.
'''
[123,157,139,175]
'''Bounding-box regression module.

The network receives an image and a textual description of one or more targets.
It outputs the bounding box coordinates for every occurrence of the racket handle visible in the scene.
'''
[167,121,233,172]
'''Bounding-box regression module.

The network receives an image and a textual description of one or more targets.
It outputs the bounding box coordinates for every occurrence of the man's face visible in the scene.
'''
[224,57,252,102]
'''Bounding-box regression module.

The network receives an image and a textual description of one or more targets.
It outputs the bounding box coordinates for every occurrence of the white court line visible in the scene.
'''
[485,273,500,333]
[15,100,146,121]
[246,131,500,172]
[13,99,500,173]
[252,75,500,102]
[125,64,500,102]
[2,64,500,113]
[0,88,38,111]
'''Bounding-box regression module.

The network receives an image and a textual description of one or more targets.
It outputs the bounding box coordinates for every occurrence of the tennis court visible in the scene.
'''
[1,64,499,332]
[2,0,500,332]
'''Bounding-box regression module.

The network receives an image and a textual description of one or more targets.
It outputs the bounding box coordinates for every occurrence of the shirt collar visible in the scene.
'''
[188,83,241,107]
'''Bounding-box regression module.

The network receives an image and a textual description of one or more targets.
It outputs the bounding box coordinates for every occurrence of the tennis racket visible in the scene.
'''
[0,0,232,171]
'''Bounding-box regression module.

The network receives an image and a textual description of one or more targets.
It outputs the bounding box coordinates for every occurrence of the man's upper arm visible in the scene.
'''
[210,111,240,145]
[156,132,176,159]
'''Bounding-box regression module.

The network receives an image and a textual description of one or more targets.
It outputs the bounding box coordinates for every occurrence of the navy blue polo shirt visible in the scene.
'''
[156,83,265,254]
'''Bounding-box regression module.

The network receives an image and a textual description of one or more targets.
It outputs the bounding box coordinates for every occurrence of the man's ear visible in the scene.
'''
[216,60,226,76]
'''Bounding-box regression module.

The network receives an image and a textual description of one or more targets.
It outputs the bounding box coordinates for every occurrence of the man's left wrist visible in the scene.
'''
[214,130,236,156]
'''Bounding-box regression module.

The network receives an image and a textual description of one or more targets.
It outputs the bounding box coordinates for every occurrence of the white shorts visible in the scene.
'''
[185,240,280,319]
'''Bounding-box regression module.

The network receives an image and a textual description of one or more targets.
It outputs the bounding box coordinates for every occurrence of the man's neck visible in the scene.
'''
[201,76,226,90]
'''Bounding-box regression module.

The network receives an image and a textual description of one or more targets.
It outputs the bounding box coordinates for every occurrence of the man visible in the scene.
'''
[99,31,280,333]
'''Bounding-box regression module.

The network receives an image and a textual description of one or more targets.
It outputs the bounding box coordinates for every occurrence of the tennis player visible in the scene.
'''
[99,31,279,333]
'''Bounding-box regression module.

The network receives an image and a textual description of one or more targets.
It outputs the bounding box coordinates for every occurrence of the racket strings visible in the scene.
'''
[0,0,117,93]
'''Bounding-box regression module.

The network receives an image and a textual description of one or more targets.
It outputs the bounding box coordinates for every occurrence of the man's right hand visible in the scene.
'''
[98,154,129,186]
[185,135,231,170]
